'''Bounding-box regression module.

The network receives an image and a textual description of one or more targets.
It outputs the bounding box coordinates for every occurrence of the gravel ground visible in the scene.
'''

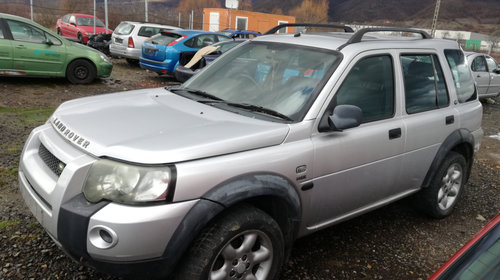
[0,59,498,280]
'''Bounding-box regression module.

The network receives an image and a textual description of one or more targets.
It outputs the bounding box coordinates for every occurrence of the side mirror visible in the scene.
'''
[328,104,363,131]
[44,38,54,46]
[70,22,76,26]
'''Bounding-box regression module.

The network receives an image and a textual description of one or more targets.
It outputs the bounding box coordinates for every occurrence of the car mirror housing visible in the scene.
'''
[44,39,54,46]
[328,104,363,131]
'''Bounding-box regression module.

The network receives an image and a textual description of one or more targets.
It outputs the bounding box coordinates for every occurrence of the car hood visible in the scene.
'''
[50,88,290,164]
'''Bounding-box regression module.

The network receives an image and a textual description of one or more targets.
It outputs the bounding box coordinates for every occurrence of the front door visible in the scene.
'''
[470,55,490,95]
[310,53,405,228]
[485,56,500,95]
[6,19,66,76]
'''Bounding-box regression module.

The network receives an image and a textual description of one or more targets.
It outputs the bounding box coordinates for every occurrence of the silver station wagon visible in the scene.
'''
[19,23,483,280]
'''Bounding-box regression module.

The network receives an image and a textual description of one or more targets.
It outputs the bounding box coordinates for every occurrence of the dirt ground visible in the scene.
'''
[0,59,499,280]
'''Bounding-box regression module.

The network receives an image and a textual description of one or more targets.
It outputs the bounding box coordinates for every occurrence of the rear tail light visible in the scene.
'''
[128,37,135,48]
[167,35,187,47]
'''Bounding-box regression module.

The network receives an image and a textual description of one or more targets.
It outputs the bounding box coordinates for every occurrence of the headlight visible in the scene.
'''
[99,53,110,63]
[83,159,174,204]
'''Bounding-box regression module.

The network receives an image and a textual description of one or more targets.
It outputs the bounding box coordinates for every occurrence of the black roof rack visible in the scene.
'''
[264,23,354,35]
[337,27,431,50]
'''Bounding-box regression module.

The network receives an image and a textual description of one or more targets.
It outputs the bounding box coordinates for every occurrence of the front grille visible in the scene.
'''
[38,144,65,176]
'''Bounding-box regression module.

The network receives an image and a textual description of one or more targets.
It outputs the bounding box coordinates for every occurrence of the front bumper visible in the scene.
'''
[18,123,198,277]
[96,61,113,78]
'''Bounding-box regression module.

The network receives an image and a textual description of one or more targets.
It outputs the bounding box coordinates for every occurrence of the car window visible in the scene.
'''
[138,27,161,37]
[184,41,341,121]
[336,55,394,122]
[62,14,70,23]
[217,35,230,42]
[402,54,449,114]
[7,20,46,44]
[471,55,487,72]
[445,50,476,103]
[114,22,135,35]
[76,17,105,27]
[190,35,216,48]
[46,32,62,46]
[69,15,76,24]
[485,56,498,73]
[0,28,3,39]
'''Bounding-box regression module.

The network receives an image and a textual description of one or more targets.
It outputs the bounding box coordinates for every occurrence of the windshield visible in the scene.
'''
[77,16,105,27]
[182,41,341,121]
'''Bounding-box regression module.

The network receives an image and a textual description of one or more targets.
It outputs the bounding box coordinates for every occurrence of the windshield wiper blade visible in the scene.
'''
[209,101,293,121]
[169,87,223,101]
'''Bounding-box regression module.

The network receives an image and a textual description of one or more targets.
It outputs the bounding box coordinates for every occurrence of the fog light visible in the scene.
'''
[89,225,118,249]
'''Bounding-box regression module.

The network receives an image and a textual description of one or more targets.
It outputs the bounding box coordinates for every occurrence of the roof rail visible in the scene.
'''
[337,27,431,50]
[264,23,354,35]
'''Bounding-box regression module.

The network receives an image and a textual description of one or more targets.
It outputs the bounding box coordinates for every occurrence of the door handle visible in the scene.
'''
[388,128,402,140]
[15,45,26,49]
[446,115,454,125]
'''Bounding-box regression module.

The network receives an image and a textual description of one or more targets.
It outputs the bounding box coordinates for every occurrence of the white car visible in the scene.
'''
[466,52,500,99]
[109,21,180,65]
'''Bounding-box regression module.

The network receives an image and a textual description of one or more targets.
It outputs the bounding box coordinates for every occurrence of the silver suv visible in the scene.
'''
[19,24,483,280]
[109,21,180,64]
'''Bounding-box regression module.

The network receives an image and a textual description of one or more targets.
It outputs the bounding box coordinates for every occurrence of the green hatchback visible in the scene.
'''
[0,13,112,84]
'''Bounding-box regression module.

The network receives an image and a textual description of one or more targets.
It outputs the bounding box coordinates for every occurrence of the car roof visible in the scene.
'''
[0,12,31,21]
[253,30,460,54]
[222,29,261,35]
[119,21,180,29]
[71,14,95,18]
[167,29,230,37]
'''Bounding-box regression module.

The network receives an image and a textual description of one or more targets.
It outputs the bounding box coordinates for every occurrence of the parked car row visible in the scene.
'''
[2,11,499,97]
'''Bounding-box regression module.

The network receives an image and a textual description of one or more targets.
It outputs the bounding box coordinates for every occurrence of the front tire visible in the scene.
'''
[176,205,285,280]
[66,59,97,84]
[416,151,467,218]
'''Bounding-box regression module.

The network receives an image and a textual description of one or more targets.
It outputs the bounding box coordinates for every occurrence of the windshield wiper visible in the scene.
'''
[168,87,223,101]
[205,101,293,121]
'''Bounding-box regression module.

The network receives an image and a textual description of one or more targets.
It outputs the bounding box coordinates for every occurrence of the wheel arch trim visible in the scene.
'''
[161,173,302,275]
[422,129,475,189]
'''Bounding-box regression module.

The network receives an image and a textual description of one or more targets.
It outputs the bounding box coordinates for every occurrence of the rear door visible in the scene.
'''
[399,52,458,189]
[6,19,67,75]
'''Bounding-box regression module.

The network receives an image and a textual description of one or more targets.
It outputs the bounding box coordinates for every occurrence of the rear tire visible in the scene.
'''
[57,28,62,35]
[66,59,97,84]
[175,204,285,280]
[415,151,467,218]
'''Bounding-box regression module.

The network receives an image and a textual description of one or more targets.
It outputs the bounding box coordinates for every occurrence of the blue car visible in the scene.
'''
[139,30,230,76]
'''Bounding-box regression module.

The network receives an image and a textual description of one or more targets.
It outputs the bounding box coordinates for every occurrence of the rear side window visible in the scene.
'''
[336,55,394,122]
[146,33,182,45]
[138,26,162,37]
[114,22,135,35]
[401,54,449,114]
[445,50,476,103]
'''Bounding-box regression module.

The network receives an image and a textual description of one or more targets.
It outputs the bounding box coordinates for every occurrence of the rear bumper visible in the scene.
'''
[109,44,141,60]
[140,58,173,75]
